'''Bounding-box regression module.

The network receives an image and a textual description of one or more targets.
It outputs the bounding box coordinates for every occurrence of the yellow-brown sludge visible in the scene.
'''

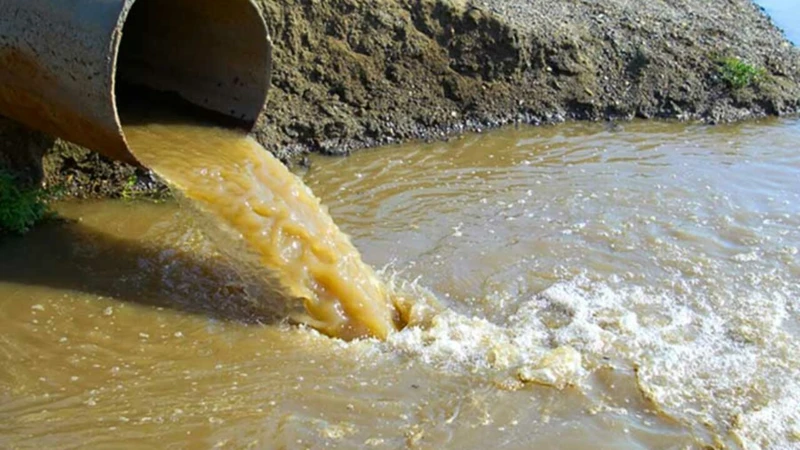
[3,119,800,448]
[122,118,404,339]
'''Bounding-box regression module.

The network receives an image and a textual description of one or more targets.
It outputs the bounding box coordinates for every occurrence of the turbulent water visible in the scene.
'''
[121,112,404,339]
[1,118,799,448]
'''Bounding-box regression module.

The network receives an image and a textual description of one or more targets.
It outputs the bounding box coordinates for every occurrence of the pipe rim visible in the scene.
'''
[110,0,272,163]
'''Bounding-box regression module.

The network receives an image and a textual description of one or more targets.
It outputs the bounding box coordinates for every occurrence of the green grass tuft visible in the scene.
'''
[121,174,138,201]
[719,57,766,90]
[0,170,52,235]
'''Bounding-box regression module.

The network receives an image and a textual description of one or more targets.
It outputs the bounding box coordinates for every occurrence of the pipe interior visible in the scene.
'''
[115,0,269,129]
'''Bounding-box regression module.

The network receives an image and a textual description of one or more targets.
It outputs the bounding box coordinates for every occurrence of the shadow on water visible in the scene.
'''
[0,218,293,325]
[0,86,294,326]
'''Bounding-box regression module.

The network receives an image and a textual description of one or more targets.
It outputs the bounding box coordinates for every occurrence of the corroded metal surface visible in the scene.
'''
[0,0,271,164]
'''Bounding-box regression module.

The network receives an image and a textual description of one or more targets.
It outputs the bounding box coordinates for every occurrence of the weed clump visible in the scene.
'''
[121,174,138,201]
[0,169,52,235]
[719,57,766,89]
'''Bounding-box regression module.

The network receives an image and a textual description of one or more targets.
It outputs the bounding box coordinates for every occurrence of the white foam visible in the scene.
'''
[374,273,584,388]
[379,275,799,447]
[524,278,798,448]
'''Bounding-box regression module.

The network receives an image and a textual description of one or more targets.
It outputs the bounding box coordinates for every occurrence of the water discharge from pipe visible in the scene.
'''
[120,106,408,340]
[1,0,409,339]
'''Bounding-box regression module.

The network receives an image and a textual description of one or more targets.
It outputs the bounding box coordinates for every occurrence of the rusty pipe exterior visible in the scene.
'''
[0,0,272,165]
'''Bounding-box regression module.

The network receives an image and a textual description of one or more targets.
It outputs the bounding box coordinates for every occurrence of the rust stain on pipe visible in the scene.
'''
[0,0,272,165]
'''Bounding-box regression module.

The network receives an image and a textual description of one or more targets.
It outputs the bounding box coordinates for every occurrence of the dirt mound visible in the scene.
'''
[1,0,799,197]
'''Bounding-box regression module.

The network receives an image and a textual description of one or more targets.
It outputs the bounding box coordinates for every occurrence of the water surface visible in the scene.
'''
[1,118,799,448]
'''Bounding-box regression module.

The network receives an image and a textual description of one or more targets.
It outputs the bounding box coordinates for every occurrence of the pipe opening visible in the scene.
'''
[115,0,270,131]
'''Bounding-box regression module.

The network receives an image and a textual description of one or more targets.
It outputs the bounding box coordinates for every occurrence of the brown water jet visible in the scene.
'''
[2,0,405,339]
[118,100,406,339]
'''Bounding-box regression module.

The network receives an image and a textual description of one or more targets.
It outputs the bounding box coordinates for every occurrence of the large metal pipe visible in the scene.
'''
[0,0,272,165]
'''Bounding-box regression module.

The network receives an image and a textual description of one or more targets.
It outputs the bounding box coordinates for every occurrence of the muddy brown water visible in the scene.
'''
[2,118,799,448]
[119,110,405,340]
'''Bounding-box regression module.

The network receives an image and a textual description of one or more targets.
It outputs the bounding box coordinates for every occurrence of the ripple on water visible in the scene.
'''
[2,118,800,448]
[308,118,800,448]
